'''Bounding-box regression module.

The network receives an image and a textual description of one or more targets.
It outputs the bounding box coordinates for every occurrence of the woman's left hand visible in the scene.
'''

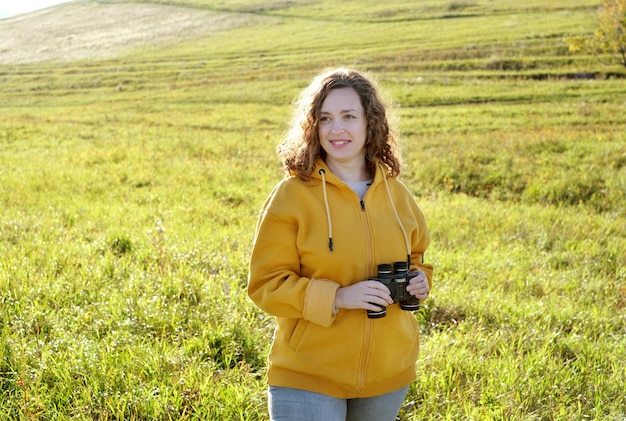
[406,271,430,299]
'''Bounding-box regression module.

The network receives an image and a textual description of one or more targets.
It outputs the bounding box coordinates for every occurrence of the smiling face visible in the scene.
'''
[318,87,368,178]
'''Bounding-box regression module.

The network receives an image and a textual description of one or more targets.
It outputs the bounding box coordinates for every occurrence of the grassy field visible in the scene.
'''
[1,0,625,419]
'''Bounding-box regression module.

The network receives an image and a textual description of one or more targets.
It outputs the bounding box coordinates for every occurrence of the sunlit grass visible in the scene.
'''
[1,0,625,419]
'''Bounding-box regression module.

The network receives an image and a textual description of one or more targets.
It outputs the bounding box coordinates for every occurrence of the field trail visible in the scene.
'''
[0,1,261,64]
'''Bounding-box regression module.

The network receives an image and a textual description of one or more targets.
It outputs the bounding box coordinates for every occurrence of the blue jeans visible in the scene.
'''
[268,385,409,421]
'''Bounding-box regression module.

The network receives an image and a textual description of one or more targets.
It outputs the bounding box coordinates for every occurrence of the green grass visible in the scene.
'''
[1,0,625,419]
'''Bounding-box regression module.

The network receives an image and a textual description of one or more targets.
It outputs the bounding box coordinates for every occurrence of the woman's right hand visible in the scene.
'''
[334,280,393,312]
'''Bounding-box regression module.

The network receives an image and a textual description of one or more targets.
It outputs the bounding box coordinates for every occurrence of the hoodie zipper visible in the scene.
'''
[356,194,373,394]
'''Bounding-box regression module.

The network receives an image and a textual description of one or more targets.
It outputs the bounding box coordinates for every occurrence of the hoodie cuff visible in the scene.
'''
[303,279,341,328]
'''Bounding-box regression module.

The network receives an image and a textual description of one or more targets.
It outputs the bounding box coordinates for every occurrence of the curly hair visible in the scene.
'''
[277,68,401,181]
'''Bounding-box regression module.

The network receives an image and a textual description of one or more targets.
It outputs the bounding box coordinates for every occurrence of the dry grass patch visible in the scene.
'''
[0,1,268,64]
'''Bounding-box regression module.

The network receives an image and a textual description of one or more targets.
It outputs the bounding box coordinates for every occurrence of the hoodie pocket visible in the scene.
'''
[288,319,310,351]
[369,309,420,382]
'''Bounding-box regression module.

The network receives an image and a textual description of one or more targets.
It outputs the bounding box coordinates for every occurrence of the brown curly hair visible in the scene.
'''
[277,68,401,181]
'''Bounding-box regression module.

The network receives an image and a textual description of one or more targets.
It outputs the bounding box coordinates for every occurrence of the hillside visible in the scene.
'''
[0,0,608,73]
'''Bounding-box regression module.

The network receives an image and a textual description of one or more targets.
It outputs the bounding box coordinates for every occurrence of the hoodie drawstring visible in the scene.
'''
[318,165,410,261]
[318,168,334,252]
[379,163,412,265]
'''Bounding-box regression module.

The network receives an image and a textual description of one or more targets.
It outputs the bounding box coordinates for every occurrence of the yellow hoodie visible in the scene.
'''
[248,159,432,399]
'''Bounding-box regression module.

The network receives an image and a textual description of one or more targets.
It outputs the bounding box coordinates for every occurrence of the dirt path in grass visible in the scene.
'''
[0,2,262,64]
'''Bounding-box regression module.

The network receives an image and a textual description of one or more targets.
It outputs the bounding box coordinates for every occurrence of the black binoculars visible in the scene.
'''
[367,261,420,319]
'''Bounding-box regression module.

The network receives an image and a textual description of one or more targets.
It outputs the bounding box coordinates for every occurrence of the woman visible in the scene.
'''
[248,67,433,421]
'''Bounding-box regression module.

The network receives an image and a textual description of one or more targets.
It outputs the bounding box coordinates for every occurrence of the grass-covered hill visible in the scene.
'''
[1,0,625,419]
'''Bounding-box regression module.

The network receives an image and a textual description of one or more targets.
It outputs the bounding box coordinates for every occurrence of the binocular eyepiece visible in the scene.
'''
[367,261,420,319]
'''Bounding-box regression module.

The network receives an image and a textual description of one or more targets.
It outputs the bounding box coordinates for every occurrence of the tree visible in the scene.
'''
[569,0,626,68]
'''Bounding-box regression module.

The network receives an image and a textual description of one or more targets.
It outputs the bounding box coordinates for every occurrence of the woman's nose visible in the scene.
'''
[330,121,345,133]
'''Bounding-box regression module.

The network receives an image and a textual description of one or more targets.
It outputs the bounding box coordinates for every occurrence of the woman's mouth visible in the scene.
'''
[330,139,350,148]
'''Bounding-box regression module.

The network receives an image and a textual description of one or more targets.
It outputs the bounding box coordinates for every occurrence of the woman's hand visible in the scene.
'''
[334,280,393,312]
[406,270,430,299]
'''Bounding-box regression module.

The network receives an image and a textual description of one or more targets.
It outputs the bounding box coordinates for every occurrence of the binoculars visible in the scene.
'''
[367,261,420,319]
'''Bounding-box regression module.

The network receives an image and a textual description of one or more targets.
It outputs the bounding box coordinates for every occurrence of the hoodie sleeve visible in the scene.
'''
[247,187,339,328]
